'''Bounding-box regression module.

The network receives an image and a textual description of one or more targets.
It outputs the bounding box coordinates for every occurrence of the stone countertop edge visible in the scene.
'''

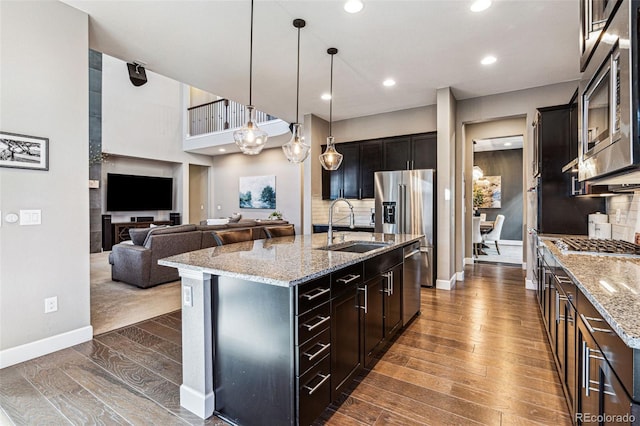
[542,239,640,349]
[159,233,423,288]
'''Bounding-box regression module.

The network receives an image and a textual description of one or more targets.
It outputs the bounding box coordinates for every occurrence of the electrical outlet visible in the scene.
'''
[183,286,193,307]
[44,296,58,313]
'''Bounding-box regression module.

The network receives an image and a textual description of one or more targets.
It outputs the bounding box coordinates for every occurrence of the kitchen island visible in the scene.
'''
[159,232,423,425]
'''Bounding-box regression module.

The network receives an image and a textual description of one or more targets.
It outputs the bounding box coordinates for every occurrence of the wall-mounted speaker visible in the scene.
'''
[169,213,181,226]
[127,62,147,87]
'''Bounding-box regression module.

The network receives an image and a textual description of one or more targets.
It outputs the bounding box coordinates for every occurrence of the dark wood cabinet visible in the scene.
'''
[322,132,436,200]
[330,265,363,401]
[361,275,385,366]
[536,104,605,234]
[359,140,382,198]
[383,263,403,338]
[411,133,437,170]
[382,136,411,171]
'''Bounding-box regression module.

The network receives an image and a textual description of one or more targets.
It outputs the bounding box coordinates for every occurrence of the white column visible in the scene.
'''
[178,269,214,419]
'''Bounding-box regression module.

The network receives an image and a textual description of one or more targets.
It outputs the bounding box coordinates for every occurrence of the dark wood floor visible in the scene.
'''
[0,264,571,425]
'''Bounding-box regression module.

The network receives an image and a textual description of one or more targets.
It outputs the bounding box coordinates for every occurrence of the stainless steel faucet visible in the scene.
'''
[328,198,355,245]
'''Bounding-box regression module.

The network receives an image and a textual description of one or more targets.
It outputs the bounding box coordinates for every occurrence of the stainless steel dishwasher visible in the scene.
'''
[402,241,426,325]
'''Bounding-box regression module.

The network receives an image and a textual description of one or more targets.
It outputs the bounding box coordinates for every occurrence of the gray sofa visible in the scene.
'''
[108,220,288,288]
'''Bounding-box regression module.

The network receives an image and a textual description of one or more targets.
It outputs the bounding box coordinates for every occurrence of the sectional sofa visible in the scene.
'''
[108,219,289,288]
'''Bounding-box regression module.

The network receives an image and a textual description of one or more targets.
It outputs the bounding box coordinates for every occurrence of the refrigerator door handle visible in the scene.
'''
[402,184,408,234]
[397,184,403,233]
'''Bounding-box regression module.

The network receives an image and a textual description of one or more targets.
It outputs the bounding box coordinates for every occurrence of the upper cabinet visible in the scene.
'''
[580,0,623,71]
[381,133,437,171]
[321,132,437,200]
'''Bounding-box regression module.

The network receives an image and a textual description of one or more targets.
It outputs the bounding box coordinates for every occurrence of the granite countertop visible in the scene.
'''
[159,232,422,288]
[542,239,640,349]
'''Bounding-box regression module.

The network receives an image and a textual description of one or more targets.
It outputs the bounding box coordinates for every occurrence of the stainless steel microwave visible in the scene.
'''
[578,0,640,183]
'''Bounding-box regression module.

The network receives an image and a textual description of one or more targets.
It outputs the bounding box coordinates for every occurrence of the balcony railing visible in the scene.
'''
[187,98,277,137]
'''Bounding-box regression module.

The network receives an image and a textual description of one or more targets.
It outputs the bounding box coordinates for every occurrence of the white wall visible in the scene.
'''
[100,54,213,220]
[212,148,302,232]
[0,1,92,366]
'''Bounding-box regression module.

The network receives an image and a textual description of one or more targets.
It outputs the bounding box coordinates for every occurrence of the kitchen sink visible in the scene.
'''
[317,241,391,253]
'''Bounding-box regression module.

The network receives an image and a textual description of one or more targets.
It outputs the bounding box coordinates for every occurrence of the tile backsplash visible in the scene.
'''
[606,191,640,243]
[312,196,375,227]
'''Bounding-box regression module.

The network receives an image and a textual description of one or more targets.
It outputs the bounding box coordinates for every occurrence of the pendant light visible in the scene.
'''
[282,19,311,163]
[319,48,343,170]
[234,0,268,155]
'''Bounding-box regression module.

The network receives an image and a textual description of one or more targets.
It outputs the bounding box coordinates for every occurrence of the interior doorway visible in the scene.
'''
[465,117,527,267]
[189,164,209,225]
[472,135,524,265]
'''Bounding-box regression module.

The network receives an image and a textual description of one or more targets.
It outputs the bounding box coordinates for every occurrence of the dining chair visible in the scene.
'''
[211,228,254,246]
[264,224,295,238]
[472,217,483,257]
[483,214,505,254]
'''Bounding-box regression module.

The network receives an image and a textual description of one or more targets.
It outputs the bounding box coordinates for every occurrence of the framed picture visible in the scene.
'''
[239,175,276,209]
[0,131,49,171]
[472,175,501,208]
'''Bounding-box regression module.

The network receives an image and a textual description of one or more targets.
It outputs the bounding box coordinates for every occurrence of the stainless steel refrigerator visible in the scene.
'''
[374,169,435,322]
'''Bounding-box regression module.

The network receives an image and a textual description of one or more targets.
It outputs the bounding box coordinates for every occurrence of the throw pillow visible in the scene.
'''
[129,228,151,245]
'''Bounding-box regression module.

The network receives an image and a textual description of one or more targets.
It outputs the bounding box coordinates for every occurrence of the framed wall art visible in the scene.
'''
[239,175,276,209]
[0,131,49,171]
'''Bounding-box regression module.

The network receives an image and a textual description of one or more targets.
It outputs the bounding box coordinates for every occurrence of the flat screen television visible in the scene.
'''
[106,173,173,211]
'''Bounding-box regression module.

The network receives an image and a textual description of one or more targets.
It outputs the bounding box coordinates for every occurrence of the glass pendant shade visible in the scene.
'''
[282,123,310,163]
[234,106,268,155]
[319,136,343,170]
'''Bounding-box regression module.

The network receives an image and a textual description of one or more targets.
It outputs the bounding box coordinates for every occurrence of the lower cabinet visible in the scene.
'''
[362,249,404,367]
[330,264,364,401]
[536,239,638,425]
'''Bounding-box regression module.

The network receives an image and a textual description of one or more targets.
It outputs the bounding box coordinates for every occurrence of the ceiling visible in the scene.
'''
[62,0,580,127]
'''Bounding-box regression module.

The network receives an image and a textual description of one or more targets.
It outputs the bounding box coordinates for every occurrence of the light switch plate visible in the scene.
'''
[20,210,41,225]
[183,286,193,307]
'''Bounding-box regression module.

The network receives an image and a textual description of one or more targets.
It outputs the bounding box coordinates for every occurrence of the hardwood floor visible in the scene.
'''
[0,263,571,425]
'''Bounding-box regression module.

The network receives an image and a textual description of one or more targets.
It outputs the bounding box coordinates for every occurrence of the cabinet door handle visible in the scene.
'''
[302,315,330,331]
[580,313,613,334]
[302,287,330,301]
[303,342,330,361]
[336,274,361,284]
[359,188,362,199]
[389,271,394,295]
[358,285,368,313]
[303,373,330,395]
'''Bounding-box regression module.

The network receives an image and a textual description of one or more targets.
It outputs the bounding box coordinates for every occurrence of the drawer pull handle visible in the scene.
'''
[302,287,330,301]
[303,316,330,331]
[303,343,330,361]
[580,313,613,334]
[404,249,420,259]
[303,373,330,395]
[336,274,361,284]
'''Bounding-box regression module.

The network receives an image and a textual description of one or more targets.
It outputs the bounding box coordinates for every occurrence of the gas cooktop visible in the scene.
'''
[557,238,640,255]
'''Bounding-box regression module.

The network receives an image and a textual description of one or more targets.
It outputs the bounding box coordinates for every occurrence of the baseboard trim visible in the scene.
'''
[0,325,93,369]
[463,257,475,265]
[498,239,522,246]
[525,279,536,290]
[436,274,457,291]
[180,384,215,419]
[456,271,465,281]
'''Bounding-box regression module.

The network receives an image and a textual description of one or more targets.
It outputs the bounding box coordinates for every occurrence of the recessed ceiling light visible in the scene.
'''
[383,78,396,87]
[219,148,226,152]
[481,55,497,65]
[470,0,492,12]
[321,93,332,101]
[344,0,364,14]
[504,142,512,146]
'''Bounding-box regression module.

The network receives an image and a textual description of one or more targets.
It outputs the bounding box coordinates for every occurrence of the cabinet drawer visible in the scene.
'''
[297,354,331,426]
[297,328,331,377]
[331,263,363,296]
[297,302,330,345]
[577,291,633,396]
[364,247,402,280]
[296,275,331,315]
